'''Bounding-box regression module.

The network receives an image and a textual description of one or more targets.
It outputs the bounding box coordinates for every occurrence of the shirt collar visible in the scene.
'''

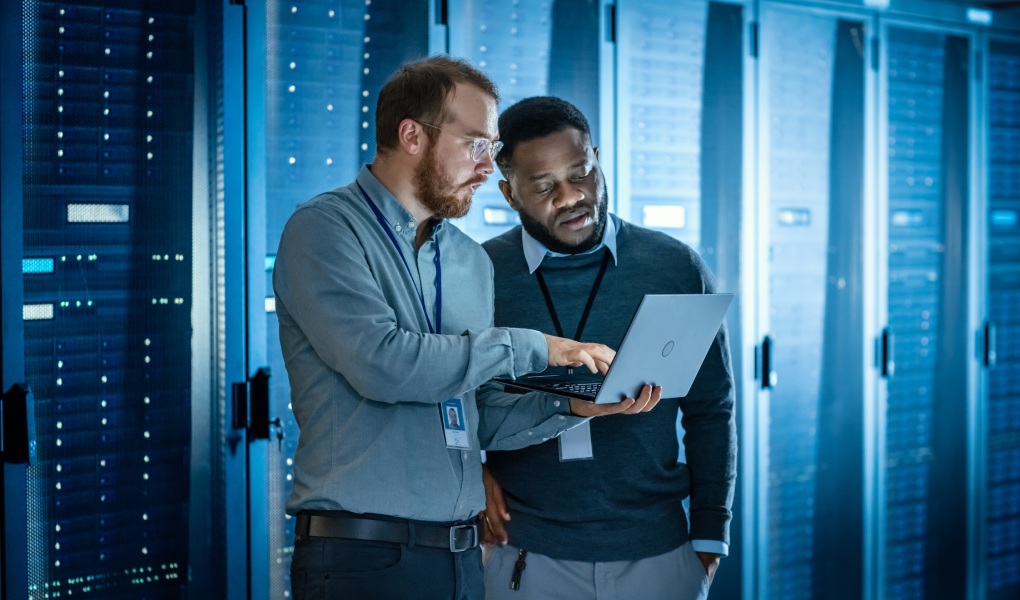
[355,164,445,238]
[521,214,618,274]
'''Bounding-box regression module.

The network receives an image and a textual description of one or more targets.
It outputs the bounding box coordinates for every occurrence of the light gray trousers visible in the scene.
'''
[484,541,711,600]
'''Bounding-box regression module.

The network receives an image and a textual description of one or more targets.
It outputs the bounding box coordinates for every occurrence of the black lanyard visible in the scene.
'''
[356,183,442,334]
[534,250,610,341]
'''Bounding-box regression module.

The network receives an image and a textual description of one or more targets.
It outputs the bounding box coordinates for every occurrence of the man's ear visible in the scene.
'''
[593,146,600,161]
[498,180,521,211]
[397,119,425,155]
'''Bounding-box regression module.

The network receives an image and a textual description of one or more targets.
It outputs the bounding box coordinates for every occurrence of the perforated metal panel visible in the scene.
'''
[884,26,970,600]
[20,1,196,597]
[616,0,707,248]
[987,38,1020,600]
[762,11,836,600]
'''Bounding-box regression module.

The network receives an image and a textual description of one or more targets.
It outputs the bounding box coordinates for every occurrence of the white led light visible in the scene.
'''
[325,158,333,165]
[144,431,150,438]
[288,157,296,164]
[288,85,296,93]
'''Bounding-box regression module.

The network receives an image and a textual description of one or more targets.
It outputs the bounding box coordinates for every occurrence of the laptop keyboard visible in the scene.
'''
[548,382,602,397]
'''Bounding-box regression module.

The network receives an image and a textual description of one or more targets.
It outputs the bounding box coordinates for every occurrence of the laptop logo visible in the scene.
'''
[662,341,675,357]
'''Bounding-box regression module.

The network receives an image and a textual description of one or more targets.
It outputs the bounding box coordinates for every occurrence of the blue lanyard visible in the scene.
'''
[357,183,442,334]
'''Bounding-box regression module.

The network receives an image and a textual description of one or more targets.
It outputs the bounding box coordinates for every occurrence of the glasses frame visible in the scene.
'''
[417,121,503,163]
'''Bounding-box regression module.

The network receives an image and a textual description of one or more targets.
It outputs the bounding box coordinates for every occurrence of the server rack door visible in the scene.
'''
[2,1,29,598]
[252,1,430,597]
[12,1,210,598]
[880,23,972,600]
[985,37,1020,600]
[758,5,868,600]
[446,0,602,242]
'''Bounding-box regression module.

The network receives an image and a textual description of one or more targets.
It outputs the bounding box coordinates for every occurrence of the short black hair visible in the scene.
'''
[496,96,591,175]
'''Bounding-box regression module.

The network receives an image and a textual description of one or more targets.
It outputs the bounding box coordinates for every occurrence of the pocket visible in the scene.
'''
[322,538,407,578]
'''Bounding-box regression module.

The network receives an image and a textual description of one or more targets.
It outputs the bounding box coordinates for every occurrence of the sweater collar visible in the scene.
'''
[521,213,618,274]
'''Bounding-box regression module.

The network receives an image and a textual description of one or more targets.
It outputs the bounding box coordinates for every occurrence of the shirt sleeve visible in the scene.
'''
[273,205,547,405]
[475,382,588,451]
[680,252,738,546]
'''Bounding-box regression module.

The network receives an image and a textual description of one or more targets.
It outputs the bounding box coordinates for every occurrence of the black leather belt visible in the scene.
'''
[295,513,479,553]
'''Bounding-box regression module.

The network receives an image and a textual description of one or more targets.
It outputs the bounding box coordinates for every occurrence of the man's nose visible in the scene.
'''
[552,182,584,208]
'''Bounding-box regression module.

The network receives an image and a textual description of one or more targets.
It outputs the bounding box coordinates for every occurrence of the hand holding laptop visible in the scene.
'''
[544,334,615,375]
[569,383,662,417]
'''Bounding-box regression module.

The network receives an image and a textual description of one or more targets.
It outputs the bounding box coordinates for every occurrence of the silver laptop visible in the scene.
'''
[495,293,733,404]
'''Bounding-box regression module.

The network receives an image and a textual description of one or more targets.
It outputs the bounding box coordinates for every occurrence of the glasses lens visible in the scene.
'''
[470,138,489,162]
[490,141,504,160]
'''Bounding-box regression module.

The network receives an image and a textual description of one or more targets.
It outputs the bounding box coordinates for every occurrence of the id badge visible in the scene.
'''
[558,420,594,461]
[440,397,471,449]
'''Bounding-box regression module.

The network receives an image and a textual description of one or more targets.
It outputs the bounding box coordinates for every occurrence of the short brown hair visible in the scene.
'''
[375,55,499,154]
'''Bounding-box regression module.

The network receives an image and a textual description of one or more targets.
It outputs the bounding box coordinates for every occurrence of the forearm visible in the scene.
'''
[476,383,587,450]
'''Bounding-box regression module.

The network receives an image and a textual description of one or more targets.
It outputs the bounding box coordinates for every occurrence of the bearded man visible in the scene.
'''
[273,57,663,600]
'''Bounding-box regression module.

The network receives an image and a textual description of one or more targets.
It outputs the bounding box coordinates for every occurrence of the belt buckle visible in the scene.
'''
[449,523,477,552]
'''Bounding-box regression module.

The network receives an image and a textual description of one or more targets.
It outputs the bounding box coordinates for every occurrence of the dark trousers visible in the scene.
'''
[291,535,484,600]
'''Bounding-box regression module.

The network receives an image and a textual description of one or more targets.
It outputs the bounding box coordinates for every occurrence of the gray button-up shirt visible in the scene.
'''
[274,165,585,522]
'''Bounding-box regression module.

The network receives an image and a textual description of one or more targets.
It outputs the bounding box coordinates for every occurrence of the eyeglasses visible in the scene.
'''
[418,121,503,163]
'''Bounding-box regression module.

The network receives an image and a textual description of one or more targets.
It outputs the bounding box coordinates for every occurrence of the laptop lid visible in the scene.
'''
[494,293,733,404]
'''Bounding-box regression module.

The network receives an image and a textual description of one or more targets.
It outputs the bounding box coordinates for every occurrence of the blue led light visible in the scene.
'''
[992,210,1018,228]
[24,257,56,274]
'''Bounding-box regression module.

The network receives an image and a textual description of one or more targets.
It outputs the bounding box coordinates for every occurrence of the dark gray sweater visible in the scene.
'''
[482,216,737,562]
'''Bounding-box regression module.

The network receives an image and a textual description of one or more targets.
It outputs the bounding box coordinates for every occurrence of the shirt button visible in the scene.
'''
[462,451,469,459]
[553,400,561,408]
[408,221,416,229]
[528,431,534,436]
[394,224,403,232]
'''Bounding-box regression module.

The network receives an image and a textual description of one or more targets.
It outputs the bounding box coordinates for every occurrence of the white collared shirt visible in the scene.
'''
[521,213,619,274]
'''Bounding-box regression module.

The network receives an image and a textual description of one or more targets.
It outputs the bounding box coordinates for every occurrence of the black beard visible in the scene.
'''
[519,188,609,255]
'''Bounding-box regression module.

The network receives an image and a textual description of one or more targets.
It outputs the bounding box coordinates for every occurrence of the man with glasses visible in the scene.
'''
[479,97,736,600]
[274,57,662,600]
